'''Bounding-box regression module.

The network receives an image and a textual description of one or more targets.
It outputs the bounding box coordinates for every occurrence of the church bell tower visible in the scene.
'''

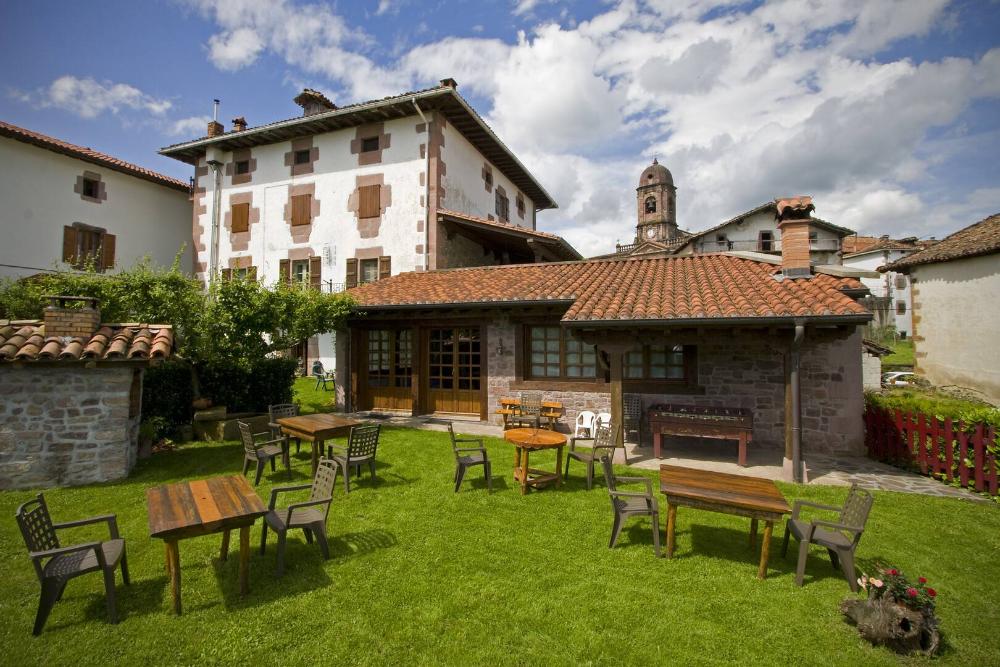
[635,158,678,243]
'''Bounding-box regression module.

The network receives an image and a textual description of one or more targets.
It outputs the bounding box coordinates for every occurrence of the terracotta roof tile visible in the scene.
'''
[0,322,174,363]
[886,213,1000,270]
[0,120,189,192]
[349,255,869,324]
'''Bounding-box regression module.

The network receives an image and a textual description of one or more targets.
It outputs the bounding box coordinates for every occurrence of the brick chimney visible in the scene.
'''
[43,296,101,339]
[231,116,247,132]
[439,78,458,89]
[207,120,224,137]
[293,88,336,116]
[775,196,815,278]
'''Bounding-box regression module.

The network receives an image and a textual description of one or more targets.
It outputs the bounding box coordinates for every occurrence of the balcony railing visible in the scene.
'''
[322,281,347,293]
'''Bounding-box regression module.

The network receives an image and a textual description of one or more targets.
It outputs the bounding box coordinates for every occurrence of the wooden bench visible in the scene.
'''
[497,397,564,430]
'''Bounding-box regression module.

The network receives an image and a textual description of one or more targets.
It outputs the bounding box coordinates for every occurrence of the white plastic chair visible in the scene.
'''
[575,410,597,438]
[596,412,612,429]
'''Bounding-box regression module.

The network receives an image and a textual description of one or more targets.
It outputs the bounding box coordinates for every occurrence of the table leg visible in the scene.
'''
[220,529,231,561]
[555,445,564,487]
[520,448,529,495]
[312,439,321,476]
[654,431,662,458]
[165,542,172,574]
[166,540,181,615]
[749,519,758,549]
[757,521,773,580]
[666,503,676,559]
[239,525,251,596]
[738,433,748,466]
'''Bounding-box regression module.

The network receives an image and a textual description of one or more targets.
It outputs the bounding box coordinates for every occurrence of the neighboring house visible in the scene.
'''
[342,205,872,477]
[0,120,192,279]
[884,213,1000,404]
[862,338,892,389]
[0,296,173,490]
[159,79,577,371]
[841,236,935,338]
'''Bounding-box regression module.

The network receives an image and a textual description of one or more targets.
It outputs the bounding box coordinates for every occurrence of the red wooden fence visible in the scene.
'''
[864,405,998,496]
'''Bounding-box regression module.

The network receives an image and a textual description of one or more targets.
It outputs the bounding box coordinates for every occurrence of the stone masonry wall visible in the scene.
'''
[0,367,140,489]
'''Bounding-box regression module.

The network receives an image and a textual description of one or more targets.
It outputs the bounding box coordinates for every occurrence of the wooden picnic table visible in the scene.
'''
[146,475,268,614]
[659,465,790,579]
[648,404,753,466]
[497,397,564,430]
[504,427,567,495]
[277,413,364,475]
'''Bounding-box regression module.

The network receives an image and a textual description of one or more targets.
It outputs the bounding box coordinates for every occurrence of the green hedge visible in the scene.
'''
[142,361,193,429]
[197,357,298,414]
[865,389,1000,433]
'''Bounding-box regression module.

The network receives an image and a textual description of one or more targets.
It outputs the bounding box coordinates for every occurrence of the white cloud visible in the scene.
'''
[167,115,212,136]
[207,27,264,70]
[375,0,397,16]
[16,75,172,119]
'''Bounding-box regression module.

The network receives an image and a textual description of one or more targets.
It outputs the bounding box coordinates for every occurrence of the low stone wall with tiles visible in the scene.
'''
[486,317,864,456]
[0,367,140,490]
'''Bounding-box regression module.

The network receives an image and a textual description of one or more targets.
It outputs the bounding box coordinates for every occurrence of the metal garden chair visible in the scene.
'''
[261,459,338,576]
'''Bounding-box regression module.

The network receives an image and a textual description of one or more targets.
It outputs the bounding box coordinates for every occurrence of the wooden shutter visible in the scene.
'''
[378,255,391,281]
[310,256,322,290]
[221,268,233,281]
[231,202,250,233]
[291,194,311,226]
[359,185,380,218]
[279,259,290,285]
[345,258,358,289]
[101,233,116,270]
[62,225,78,264]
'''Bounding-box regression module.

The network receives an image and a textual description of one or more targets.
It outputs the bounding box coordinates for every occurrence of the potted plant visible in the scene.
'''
[841,566,940,656]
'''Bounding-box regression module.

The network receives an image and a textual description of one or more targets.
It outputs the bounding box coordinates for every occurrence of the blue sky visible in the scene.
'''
[2,0,999,255]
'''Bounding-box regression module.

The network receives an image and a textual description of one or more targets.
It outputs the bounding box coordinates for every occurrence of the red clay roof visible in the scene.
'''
[349,254,869,324]
[0,322,173,363]
[886,213,1000,270]
[0,120,189,192]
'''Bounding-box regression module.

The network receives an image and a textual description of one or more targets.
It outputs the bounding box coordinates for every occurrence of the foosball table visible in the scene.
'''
[647,404,754,466]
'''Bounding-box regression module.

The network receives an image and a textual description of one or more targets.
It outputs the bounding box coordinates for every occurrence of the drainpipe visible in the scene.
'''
[206,159,223,287]
[790,322,805,482]
[413,98,431,271]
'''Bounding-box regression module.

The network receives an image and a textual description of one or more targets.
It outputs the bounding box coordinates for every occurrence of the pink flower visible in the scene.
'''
[918,577,927,584]
[870,578,884,588]
[907,587,918,598]
[887,568,899,576]
[927,588,937,597]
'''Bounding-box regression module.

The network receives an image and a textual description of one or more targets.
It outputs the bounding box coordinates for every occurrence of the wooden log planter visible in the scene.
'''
[864,405,999,497]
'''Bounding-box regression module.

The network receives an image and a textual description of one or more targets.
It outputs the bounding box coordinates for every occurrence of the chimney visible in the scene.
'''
[43,296,101,339]
[775,196,815,278]
[293,88,336,116]
[207,120,224,137]
[439,77,458,89]
[231,116,247,132]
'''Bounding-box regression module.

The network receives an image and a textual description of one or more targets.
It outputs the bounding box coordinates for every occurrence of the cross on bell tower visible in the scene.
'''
[635,158,678,243]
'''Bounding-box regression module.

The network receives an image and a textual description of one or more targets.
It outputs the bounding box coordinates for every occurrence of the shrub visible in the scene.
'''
[142,360,194,428]
[865,389,1000,433]
[197,357,298,414]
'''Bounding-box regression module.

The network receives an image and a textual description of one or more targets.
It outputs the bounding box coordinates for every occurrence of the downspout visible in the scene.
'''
[790,323,805,483]
[413,98,431,271]
[206,159,223,286]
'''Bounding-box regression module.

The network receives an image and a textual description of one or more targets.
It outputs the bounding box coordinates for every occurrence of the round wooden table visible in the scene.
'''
[504,427,568,495]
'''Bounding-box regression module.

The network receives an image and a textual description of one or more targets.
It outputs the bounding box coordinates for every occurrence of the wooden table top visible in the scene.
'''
[504,428,567,449]
[659,465,790,515]
[147,475,267,540]
[276,413,363,438]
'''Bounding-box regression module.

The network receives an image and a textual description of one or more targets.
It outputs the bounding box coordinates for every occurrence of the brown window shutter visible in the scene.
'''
[345,258,358,289]
[309,256,322,290]
[101,233,116,270]
[62,225,78,264]
[378,255,391,281]
[359,185,380,218]
[247,266,257,281]
[231,202,250,233]
[221,268,233,281]
[279,259,290,285]
[291,194,311,226]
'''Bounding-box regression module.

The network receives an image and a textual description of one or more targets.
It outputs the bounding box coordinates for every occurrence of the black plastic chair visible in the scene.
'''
[238,420,290,485]
[269,403,301,454]
[328,424,381,493]
[261,459,338,576]
[512,392,542,429]
[781,484,874,591]
[15,494,130,635]
[600,456,661,557]
[448,423,492,492]
[565,423,616,490]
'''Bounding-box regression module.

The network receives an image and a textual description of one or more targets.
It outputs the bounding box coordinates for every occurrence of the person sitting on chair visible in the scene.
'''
[312,360,333,391]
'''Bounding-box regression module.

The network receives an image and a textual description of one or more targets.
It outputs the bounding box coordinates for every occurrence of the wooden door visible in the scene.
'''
[426,327,481,414]
[361,329,413,411]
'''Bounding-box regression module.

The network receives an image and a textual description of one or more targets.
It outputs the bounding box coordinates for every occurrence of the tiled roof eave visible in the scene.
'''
[560,313,872,327]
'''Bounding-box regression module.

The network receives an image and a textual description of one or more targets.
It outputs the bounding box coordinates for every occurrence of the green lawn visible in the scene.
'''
[883,339,915,367]
[2,429,999,665]
[292,375,337,414]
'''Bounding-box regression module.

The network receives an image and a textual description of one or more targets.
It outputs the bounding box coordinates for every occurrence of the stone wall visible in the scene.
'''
[0,367,141,489]
[863,350,882,390]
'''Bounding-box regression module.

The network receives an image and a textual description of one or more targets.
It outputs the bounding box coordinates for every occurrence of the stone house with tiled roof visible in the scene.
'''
[884,213,1000,403]
[0,296,174,490]
[160,79,577,372]
[340,214,873,480]
[0,120,192,279]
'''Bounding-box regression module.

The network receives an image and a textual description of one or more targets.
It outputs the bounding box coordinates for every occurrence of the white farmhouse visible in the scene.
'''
[0,121,192,279]
[160,79,577,371]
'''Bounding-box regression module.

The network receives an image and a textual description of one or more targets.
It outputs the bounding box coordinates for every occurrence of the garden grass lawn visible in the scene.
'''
[2,428,999,665]
[883,340,915,367]
[292,376,337,414]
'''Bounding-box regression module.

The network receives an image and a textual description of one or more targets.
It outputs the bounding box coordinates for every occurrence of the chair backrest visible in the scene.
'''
[592,423,615,450]
[446,423,463,460]
[269,403,299,421]
[16,494,59,580]
[237,421,257,456]
[623,395,642,421]
[839,484,874,540]
[312,360,325,378]
[599,456,621,507]
[519,392,542,417]
[348,424,381,459]
[575,410,596,435]
[596,412,612,428]
[311,459,338,514]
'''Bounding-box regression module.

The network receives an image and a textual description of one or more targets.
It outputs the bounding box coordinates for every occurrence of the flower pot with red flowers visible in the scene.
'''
[840,567,940,656]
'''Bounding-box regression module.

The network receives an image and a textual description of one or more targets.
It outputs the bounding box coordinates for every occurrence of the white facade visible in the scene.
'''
[842,248,915,337]
[0,135,191,279]
[682,208,844,264]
